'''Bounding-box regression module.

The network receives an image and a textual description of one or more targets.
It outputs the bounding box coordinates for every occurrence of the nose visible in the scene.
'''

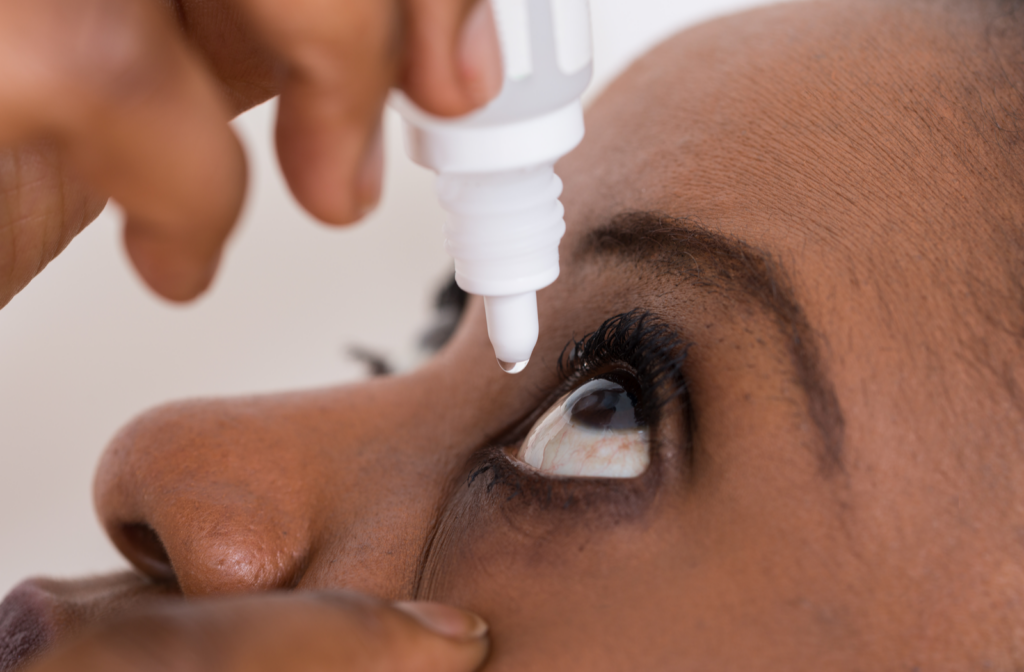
[94,366,498,598]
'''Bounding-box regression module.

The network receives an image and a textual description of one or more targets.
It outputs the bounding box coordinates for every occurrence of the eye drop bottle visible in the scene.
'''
[393,0,593,373]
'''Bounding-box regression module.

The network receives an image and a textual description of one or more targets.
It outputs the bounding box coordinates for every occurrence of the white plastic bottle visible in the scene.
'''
[393,0,593,373]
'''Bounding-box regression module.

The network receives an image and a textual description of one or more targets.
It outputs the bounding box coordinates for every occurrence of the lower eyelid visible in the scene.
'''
[415,437,671,593]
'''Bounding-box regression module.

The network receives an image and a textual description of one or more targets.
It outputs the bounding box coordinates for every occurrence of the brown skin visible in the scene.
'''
[10,586,489,672]
[6,0,1024,669]
[0,0,501,306]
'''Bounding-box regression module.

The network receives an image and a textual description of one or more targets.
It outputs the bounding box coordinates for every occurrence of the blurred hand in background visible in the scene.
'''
[0,0,501,308]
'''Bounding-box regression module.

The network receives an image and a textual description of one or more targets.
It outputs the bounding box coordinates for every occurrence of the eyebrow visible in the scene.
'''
[577,211,845,473]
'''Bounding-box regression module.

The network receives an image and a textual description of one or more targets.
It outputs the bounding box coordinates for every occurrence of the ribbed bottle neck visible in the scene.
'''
[437,164,566,298]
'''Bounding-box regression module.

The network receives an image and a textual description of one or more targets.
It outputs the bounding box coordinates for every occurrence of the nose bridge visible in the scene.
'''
[93,367,487,599]
[291,371,494,598]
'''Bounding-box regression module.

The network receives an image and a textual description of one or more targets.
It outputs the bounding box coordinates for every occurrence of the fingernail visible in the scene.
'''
[458,0,503,107]
[393,601,488,641]
[354,124,384,219]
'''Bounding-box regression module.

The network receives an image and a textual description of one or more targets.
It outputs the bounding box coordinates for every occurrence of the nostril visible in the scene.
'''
[119,523,175,582]
[0,582,57,672]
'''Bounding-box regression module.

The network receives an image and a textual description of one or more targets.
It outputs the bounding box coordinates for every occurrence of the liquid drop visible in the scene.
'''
[497,359,529,374]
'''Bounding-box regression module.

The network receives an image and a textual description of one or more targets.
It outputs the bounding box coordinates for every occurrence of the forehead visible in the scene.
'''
[562,0,1020,330]
[561,3,891,324]
[563,0,999,250]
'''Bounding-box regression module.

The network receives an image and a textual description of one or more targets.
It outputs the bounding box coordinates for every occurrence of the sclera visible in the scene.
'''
[517,382,650,479]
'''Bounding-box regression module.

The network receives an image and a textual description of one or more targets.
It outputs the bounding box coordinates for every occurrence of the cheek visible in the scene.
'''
[416,473,705,669]
[416,454,868,669]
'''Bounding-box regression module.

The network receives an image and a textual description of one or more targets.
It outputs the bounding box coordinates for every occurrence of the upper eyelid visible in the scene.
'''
[558,310,693,420]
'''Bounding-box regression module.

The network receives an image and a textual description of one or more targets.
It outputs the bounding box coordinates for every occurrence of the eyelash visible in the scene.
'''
[558,309,692,426]
[464,310,693,512]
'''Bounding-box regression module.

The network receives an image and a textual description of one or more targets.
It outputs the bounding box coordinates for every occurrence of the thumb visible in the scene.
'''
[401,0,504,116]
[226,594,490,672]
[392,600,489,642]
[389,601,490,670]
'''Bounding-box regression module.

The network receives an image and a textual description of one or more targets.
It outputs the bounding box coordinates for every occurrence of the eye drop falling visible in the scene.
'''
[394,0,593,373]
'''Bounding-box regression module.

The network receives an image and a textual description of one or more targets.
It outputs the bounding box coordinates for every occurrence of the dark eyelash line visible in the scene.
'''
[558,309,693,424]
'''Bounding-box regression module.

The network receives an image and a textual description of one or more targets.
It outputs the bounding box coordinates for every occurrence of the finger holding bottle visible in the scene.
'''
[227,0,503,225]
[0,0,503,308]
[0,0,246,302]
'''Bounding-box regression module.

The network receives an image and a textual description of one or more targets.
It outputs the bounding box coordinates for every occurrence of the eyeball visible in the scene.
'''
[516,377,650,478]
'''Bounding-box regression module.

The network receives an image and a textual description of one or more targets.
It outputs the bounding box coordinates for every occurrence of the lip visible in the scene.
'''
[0,573,181,671]
[0,580,56,672]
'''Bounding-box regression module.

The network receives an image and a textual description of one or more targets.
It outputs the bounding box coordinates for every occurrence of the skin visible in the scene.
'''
[0,0,502,306]
[5,0,1024,669]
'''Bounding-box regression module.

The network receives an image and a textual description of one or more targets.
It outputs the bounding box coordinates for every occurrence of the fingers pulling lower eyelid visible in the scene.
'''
[26,594,488,672]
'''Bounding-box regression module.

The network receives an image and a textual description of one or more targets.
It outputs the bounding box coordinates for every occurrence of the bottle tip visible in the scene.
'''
[497,359,529,374]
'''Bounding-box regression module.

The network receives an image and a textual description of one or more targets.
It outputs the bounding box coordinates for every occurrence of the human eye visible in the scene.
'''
[510,310,691,480]
[517,376,648,477]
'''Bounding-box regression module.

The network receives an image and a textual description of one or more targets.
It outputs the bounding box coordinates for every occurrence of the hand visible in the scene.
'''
[0,0,502,307]
[21,590,489,672]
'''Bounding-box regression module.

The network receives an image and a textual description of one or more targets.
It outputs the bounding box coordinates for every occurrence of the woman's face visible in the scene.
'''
[7,0,1024,669]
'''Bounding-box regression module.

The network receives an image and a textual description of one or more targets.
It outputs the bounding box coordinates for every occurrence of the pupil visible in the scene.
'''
[567,379,639,430]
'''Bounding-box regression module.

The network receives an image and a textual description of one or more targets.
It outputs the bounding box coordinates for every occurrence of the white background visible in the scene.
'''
[0,0,778,596]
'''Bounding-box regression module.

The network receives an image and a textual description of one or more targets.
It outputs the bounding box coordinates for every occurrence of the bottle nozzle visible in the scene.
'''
[484,293,538,374]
